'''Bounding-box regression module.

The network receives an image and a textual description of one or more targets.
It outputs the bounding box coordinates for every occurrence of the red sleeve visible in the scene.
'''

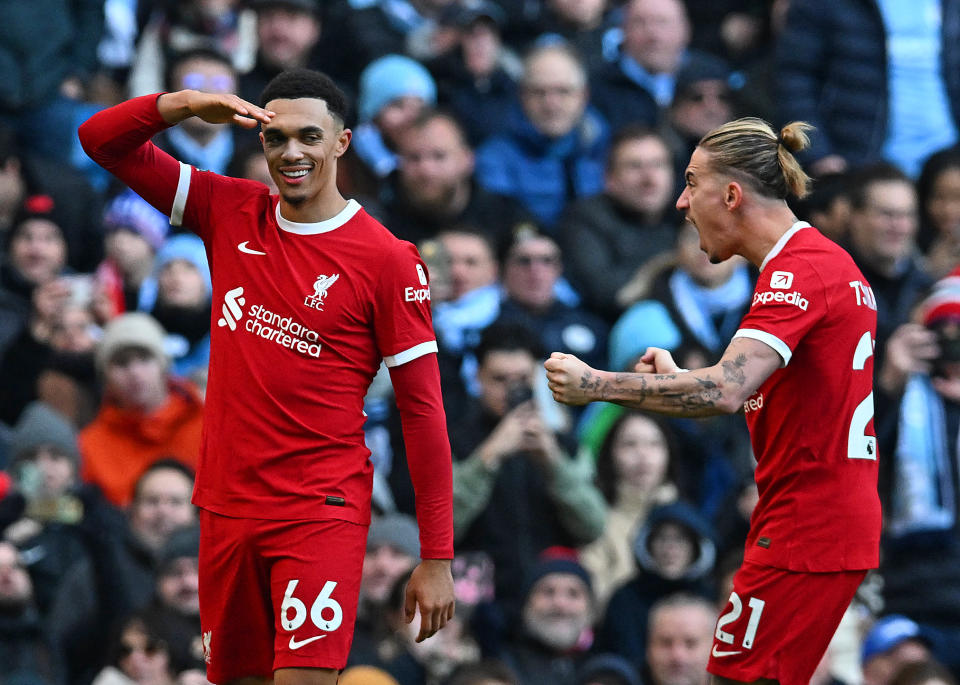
[78,94,183,216]
[373,241,438,366]
[388,353,454,559]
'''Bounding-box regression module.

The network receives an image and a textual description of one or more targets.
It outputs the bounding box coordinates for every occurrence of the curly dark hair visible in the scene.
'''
[260,68,349,124]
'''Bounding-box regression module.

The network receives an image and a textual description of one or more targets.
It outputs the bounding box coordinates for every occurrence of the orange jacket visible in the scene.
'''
[80,380,204,507]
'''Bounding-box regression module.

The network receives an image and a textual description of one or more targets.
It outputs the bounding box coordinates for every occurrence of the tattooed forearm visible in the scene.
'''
[721,354,747,386]
[608,372,650,405]
[659,376,723,411]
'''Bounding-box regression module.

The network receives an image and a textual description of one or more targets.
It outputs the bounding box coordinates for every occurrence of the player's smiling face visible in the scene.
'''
[260,98,351,209]
[676,146,739,264]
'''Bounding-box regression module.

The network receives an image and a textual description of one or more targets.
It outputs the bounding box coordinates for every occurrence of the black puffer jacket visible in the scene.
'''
[775,0,960,166]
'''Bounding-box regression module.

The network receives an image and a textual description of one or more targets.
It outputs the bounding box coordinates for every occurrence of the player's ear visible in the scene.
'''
[724,181,743,210]
[335,127,352,158]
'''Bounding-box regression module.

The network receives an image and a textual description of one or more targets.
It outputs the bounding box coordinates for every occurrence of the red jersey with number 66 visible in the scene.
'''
[732,222,881,572]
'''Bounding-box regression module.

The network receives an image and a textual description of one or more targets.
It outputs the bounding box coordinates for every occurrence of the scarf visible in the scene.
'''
[890,372,957,536]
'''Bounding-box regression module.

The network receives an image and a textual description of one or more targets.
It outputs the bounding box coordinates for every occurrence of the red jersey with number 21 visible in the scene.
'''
[732,222,881,572]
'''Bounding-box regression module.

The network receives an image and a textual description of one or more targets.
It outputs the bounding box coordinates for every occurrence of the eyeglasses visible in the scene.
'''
[181,72,235,93]
[510,254,561,267]
[118,638,166,659]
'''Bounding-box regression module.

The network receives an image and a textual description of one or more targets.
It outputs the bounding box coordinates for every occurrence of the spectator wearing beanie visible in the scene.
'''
[141,234,213,383]
[346,55,437,195]
[498,553,596,685]
[79,312,203,507]
[875,270,960,672]
[97,189,171,315]
[4,401,91,614]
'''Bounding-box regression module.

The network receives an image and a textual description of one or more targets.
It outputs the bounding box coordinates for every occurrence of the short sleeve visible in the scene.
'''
[373,241,438,366]
[733,255,827,365]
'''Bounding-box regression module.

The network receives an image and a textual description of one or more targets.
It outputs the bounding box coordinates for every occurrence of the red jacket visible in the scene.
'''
[80,380,203,507]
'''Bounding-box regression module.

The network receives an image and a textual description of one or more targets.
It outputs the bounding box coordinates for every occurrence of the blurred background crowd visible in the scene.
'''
[1,0,960,684]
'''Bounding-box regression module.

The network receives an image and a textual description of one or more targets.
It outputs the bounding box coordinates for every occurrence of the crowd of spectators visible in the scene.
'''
[1,0,960,684]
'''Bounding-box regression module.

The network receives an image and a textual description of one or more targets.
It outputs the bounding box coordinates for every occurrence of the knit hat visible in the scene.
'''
[921,267,960,326]
[103,190,170,251]
[673,52,732,101]
[357,55,437,123]
[155,234,213,297]
[440,0,505,28]
[366,512,420,559]
[95,312,169,372]
[861,615,932,663]
[522,550,593,601]
[8,402,79,463]
[158,524,201,572]
[576,654,643,685]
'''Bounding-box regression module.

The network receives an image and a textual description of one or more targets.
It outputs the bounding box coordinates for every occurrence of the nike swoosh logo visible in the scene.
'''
[289,634,325,650]
[238,241,267,255]
[711,645,743,657]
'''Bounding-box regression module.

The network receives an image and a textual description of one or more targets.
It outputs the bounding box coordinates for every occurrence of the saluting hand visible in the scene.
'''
[158,90,275,128]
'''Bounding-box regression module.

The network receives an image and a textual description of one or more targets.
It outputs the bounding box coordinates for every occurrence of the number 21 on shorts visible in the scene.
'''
[715,591,765,651]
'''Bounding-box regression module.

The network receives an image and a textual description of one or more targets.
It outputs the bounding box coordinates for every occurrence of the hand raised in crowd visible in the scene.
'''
[878,322,940,394]
[158,90,275,128]
[30,278,74,341]
[477,399,560,467]
[515,404,561,468]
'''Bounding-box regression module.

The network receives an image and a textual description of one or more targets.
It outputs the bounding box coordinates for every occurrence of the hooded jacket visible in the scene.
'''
[596,501,716,669]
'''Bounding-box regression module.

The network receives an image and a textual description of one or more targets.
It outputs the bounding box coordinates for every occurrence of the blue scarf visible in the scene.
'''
[619,54,675,107]
[668,266,752,353]
[166,126,234,175]
[890,373,957,536]
[352,123,398,179]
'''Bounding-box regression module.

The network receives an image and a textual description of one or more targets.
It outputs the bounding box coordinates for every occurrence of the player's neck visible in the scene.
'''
[278,188,349,224]
[738,204,799,268]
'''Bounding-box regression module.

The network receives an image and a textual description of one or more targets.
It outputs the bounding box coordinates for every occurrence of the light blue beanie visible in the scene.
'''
[357,54,437,123]
[155,234,212,296]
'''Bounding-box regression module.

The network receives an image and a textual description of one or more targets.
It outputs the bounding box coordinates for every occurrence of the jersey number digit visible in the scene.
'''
[281,579,343,632]
[848,331,877,460]
[715,592,765,649]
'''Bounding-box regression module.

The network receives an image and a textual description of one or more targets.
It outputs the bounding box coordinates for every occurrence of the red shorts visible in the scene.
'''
[707,561,866,685]
[198,509,368,683]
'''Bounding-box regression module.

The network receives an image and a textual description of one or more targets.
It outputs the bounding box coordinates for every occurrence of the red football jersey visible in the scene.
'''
[732,222,881,572]
[172,167,437,525]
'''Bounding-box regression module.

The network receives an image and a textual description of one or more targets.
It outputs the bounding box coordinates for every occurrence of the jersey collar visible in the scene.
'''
[759,220,811,272]
[276,199,362,235]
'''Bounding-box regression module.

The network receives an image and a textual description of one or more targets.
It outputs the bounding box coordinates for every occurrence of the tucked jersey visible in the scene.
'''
[732,222,881,572]
[176,176,436,524]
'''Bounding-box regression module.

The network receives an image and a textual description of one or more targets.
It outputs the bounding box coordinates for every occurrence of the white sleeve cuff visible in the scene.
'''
[384,340,438,367]
[733,328,792,366]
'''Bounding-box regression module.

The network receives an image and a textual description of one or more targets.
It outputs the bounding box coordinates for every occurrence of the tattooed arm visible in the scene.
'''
[544,337,783,417]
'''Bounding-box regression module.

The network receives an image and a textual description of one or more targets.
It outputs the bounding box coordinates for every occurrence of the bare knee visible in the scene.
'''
[273,667,339,685]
